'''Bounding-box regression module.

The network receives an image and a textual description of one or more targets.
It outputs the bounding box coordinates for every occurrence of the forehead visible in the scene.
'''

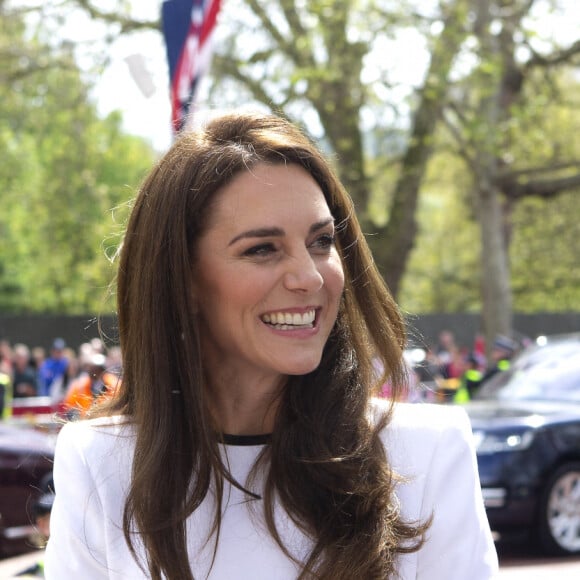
[206,163,332,229]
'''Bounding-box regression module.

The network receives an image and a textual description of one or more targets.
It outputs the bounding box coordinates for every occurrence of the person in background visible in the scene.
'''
[12,343,39,398]
[37,339,69,399]
[464,353,484,398]
[0,366,11,419]
[453,353,484,404]
[0,340,14,376]
[434,329,456,373]
[62,346,80,387]
[62,353,120,419]
[482,335,518,383]
[45,111,497,579]
[31,347,46,375]
[15,491,54,578]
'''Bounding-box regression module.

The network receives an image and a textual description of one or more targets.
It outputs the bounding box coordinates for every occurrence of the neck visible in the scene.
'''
[207,375,285,436]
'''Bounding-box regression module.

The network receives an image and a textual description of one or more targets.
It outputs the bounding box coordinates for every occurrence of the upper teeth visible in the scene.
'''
[262,310,315,326]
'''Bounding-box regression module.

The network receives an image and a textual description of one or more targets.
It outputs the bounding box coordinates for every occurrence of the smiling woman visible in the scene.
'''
[44,111,498,580]
[193,163,345,425]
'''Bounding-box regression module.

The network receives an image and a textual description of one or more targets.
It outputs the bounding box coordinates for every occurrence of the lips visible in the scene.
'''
[261,309,316,329]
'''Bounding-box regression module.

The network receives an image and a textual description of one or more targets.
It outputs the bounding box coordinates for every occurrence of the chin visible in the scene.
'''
[282,358,323,377]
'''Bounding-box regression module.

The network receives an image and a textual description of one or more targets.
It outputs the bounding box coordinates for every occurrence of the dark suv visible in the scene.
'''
[466,334,580,556]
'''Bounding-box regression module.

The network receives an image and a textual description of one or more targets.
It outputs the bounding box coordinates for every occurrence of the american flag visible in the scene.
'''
[162,0,222,134]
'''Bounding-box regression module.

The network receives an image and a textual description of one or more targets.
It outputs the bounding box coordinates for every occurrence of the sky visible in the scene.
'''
[88,2,173,152]
[74,0,580,154]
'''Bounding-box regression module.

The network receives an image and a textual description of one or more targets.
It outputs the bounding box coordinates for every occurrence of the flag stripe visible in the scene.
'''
[162,0,222,133]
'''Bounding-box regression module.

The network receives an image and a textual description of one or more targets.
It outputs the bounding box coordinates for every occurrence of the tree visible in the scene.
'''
[442,0,580,349]
[12,0,580,339]
[398,149,482,314]
[0,3,155,313]
[207,0,474,297]
[53,0,469,298]
[399,77,580,316]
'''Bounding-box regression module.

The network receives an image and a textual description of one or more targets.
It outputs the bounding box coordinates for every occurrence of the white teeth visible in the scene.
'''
[261,310,315,328]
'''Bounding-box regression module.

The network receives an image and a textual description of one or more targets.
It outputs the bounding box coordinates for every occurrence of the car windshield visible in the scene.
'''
[475,341,580,402]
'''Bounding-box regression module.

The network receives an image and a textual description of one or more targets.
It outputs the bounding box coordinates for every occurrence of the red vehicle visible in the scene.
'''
[0,418,56,558]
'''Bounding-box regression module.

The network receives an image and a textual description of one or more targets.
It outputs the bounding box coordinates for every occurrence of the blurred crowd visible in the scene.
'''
[0,329,527,415]
[0,337,122,419]
[412,330,527,403]
[375,329,528,404]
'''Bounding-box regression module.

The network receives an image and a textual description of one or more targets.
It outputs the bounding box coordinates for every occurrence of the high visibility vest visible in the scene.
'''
[454,383,470,404]
[465,369,483,383]
[454,369,484,404]
[497,359,511,372]
[0,372,12,419]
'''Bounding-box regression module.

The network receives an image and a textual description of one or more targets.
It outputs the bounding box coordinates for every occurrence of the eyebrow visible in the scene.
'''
[228,218,334,246]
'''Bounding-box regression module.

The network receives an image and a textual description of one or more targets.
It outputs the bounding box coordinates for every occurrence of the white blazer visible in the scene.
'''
[45,400,498,579]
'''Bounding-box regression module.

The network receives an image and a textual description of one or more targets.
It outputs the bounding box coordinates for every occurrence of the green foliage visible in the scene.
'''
[511,191,580,311]
[398,149,482,313]
[0,7,155,314]
[506,69,580,310]
[3,0,579,319]
[397,65,580,314]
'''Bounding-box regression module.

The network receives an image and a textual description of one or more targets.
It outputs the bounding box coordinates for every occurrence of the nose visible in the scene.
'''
[283,250,324,293]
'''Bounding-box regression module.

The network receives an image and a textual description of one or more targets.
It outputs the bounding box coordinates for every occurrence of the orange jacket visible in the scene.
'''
[62,371,120,417]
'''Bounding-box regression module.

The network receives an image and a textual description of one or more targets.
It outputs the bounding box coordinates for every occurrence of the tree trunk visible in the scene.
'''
[371,0,469,296]
[476,181,513,346]
[472,0,516,353]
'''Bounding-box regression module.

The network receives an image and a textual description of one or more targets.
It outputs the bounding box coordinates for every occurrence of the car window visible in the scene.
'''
[476,344,580,402]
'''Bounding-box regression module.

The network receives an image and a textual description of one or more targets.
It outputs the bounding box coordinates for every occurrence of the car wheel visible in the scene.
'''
[537,461,580,555]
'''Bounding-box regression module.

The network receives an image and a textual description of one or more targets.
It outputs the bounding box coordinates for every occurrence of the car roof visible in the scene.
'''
[513,335,580,370]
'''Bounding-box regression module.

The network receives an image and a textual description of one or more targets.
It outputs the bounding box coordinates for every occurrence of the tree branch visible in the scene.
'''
[526,39,580,69]
[500,170,580,200]
[441,108,478,173]
[211,54,275,107]
[244,0,304,63]
[497,161,580,180]
[71,0,159,32]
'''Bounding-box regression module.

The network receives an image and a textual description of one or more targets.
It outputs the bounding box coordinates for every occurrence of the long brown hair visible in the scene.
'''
[107,111,428,579]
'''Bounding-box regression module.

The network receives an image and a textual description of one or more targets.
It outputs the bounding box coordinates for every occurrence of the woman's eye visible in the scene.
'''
[311,233,336,251]
[242,243,277,257]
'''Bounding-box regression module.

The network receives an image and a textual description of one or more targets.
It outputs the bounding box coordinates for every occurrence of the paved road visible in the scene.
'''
[1,545,580,578]
[497,541,580,579]
[498,555,580,578]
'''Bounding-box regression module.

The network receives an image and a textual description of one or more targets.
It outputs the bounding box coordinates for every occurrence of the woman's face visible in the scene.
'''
[194,162,345,389]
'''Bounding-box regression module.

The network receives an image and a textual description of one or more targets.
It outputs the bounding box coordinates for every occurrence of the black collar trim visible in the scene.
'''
[220,433,272,446]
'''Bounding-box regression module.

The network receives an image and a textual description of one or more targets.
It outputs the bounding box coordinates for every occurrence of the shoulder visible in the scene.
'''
[58,414,133,438]
[370,399,474,476]
[371,397,471,435]
[53,416,136,508]
[55,416,135,467]
[370,401,498,577]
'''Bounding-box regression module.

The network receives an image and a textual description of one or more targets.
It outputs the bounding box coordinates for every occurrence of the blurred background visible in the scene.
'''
[1,0,580,571]
[1,0,579,358]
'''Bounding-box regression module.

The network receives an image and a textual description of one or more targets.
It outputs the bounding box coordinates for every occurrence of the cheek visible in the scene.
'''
[327,257,345,298]
[197,266,266,316]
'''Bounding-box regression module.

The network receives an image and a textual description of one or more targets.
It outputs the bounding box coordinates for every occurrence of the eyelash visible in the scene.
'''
[241,233,336,258]
[312,233,336,250]
[242,243,276,257]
